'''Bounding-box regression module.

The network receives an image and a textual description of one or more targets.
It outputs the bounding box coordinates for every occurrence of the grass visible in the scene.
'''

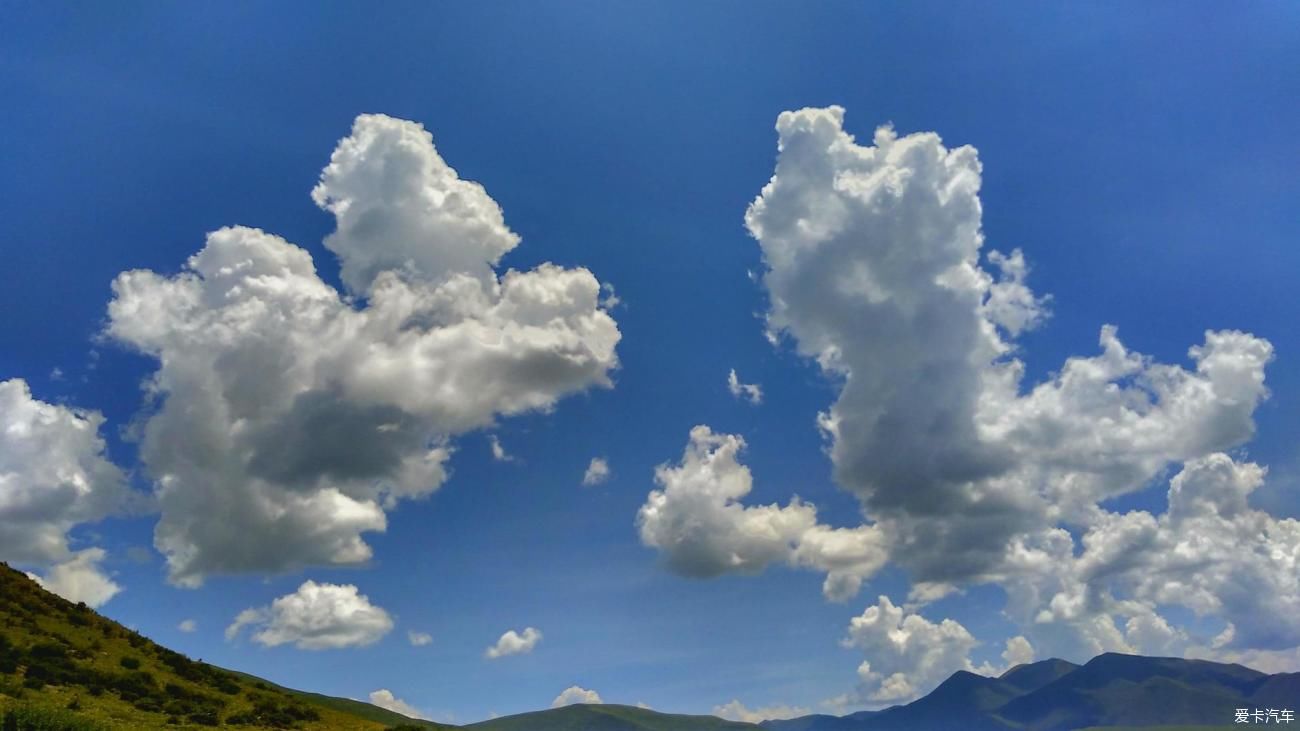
[0,562,437,730]
[2,704,109,730]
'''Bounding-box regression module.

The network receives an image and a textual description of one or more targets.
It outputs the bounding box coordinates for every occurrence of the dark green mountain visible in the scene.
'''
[762,654,1283,731]
[463,704,758,731]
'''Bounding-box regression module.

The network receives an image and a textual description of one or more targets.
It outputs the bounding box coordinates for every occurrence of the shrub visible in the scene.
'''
[117,657,139,670]
[1,705,108,730]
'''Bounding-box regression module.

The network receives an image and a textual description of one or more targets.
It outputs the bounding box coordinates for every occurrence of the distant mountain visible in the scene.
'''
[4,559,1294,731]
[462,703,759,731]
[998,659,1079,695]
[0,561,445,730]
[763,654,1282,731]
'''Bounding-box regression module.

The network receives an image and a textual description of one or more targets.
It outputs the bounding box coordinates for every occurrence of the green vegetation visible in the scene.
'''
[462,704,759,731]
[2,704,109,730]
[220,672,442,729]
[0,562,442,730]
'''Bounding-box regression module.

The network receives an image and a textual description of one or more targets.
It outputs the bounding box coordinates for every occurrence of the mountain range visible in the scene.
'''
[2,562,1293,730]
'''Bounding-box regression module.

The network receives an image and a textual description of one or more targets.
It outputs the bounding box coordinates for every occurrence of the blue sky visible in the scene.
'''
[2,2,1299,724]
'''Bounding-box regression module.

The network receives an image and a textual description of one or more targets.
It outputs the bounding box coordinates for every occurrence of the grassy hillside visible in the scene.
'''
[0,562,442,731]
[463,703,760,731]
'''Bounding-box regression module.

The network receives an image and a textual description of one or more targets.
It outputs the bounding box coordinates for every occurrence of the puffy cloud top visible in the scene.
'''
[551,686,602,708]
[369,689,429,720]
[225,580,393,650]
[312,114,521,294]
[485,626,542,659]
[712,700,810,723]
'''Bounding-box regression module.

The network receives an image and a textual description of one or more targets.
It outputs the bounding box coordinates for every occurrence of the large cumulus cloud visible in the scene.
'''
[728,105,1291,702]
[0,379,130,606]
[107,114,620,586]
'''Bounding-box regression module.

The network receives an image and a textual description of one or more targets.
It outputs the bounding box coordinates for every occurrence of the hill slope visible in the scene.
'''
[5,561,1294,731]
[463,703,759,731]
[0,562,442,730]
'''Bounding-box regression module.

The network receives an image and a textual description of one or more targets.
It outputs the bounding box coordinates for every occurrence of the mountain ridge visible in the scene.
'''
[4,562,1293,730]
[761,653,1285,731]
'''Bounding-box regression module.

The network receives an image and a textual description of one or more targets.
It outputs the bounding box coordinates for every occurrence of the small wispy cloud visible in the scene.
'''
[488,434,513,462]
[727,369,763,404]
[582,457,610,486]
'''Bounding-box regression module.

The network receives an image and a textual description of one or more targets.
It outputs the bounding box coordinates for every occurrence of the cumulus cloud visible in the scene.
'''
[27,548,121,608]
[369,689,428,720]
[225,580,393,650]
[105,114,620,586]
[1002,635,1035,668]
[726,369,763,404]
[582,457,610,487]
[1,379,131,606]
[638,426,886,601]
[0,379,130,565]
[837,596,995,704]
[713,700,810,723]
[178,619,197,633]
[551,686,602,707]
[741,105,1291,669]
[747,105,1276,579]
[485,627,541,658]
[407,630,433,647]
[994,454,1300,661]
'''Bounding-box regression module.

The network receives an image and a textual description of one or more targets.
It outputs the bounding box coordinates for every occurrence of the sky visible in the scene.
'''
[2,1,1299,724]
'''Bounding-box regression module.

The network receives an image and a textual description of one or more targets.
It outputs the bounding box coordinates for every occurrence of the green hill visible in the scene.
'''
[0,562,444,731]
[462,703,760,731]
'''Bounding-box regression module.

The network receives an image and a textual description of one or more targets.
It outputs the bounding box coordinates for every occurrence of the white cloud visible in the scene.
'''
[369,689,428,720]
[407,630,433,647]
[743,106,1291,667]
[178,619,197,633]
[225,580,393,650]
[105,114,620,586]
[599,283,622,309]
[27,548,121,608]
[839,596,997,705]
[1001,635,1035,668]
[582,457,611,487]
[1,380,131,609]
[726,369,763,404]
[313,115,520,295]
[485,627,541,658]
[488,435,513,462]
[0,379,130,569]
[551,686,602,707]
[1000,454,1300,660]
[713,700,809,723]
[638,426,886,601]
